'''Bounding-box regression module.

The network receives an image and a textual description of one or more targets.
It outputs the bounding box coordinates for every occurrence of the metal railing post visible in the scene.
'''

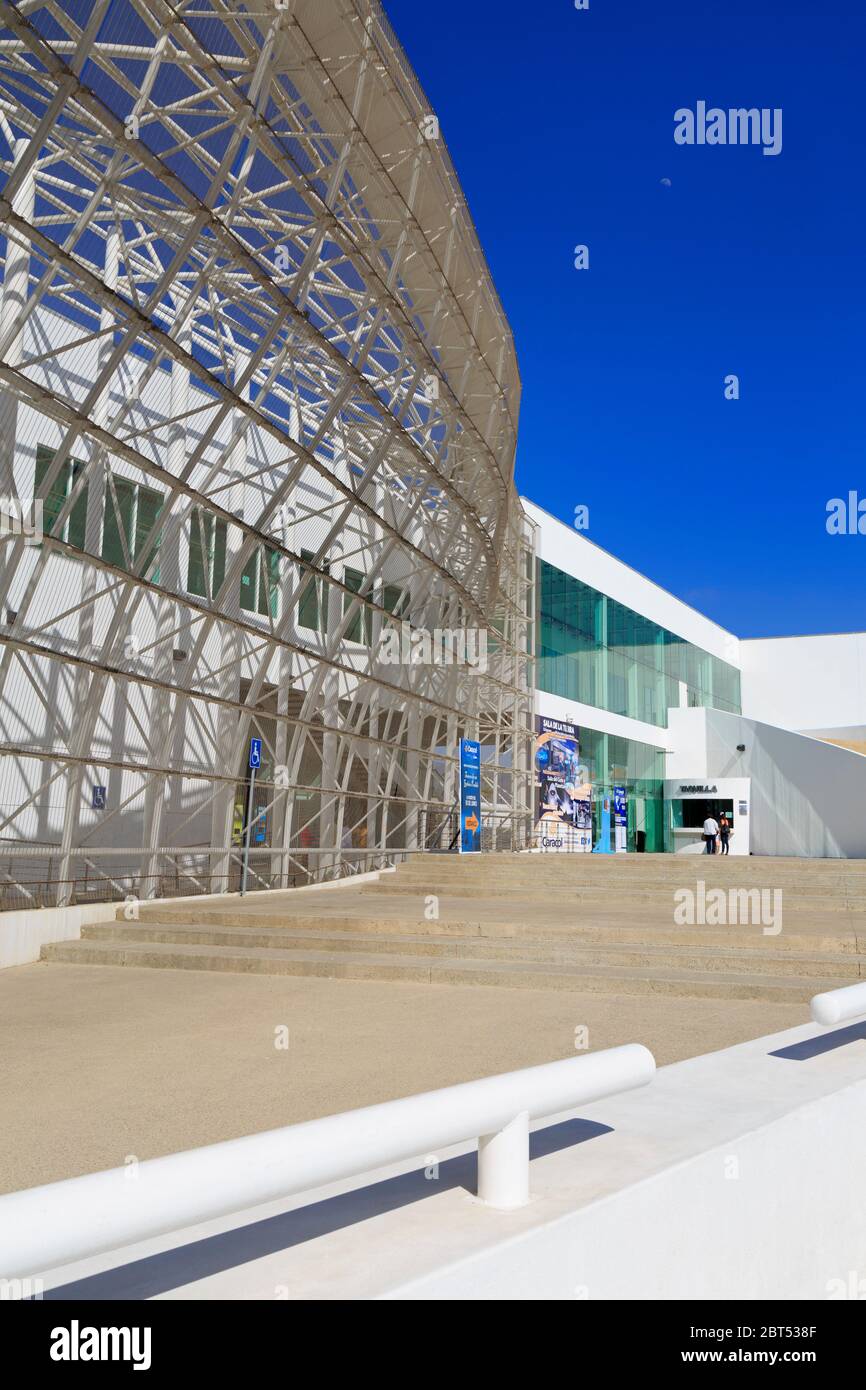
[477,1109,530,1209]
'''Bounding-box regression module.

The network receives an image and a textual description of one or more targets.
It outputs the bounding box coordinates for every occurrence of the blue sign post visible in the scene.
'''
[459,738,481,854]
[241,737,263,895]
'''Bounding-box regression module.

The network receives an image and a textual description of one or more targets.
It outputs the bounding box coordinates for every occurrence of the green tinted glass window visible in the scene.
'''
[537,559,740,725]
[382,584,406,617]
[343,566,369,643]
[35,445,88,549]
[574,723,666,852]
[239,548,256,612]
[297,548,328,631]
[67,461,89,550]
[101,476,135,568]
[187,508,227,599]
[135,484,162,579]
[262,546,280,618]
[101,474,162,575]
[241,543,280,617]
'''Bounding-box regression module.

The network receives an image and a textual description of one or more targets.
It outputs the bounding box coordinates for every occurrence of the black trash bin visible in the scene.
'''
[635,830,646,853]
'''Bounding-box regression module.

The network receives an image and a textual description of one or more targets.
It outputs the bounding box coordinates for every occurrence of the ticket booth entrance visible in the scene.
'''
[664,778,751,855]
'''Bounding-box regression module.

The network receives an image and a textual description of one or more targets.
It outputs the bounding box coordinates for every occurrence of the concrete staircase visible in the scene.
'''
[41,854,866,1003]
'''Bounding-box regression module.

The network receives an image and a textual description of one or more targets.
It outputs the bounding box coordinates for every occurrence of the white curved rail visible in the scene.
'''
[810,981,866,1026]
[0,1044,655,1279]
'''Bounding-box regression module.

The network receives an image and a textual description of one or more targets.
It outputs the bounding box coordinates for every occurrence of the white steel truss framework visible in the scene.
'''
[0,0,534,907]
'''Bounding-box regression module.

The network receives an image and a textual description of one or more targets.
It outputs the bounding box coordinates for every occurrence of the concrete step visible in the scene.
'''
[388,867,866,887]
[127,893,866,922]
[118,904,484,932]
[116,895,866,950]
[40,936,852,1003]
[63,852,866,1003]
[389,878,866,895]
[76,922,866,979]
[374,872,866,891]
[364,880,866,911]
[390,860,866,880]
[393,858,862,871]
[394,855,866,875]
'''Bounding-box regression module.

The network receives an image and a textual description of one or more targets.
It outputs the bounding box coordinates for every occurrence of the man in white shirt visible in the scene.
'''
[702,815,719,854]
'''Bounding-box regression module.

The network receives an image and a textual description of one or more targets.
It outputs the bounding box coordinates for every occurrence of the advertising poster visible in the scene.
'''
[614,785,628,853]
[459,737,481,853]
[534,716,592,852]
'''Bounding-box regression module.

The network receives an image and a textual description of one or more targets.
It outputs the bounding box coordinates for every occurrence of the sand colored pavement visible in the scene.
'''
[0,959,808,1194]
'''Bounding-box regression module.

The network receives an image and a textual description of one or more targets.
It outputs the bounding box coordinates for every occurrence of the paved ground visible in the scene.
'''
[0,959,809,1193]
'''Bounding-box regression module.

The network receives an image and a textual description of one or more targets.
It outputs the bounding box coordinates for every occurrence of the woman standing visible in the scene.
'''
[719,812,732,855]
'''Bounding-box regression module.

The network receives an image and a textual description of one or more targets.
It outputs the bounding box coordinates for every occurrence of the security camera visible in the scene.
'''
[736,744,746,753]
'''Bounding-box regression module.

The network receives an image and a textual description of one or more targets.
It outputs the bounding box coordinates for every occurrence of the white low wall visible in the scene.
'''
[0,864,394,970]
[0,901,117,970]
[391,1077,866,1299]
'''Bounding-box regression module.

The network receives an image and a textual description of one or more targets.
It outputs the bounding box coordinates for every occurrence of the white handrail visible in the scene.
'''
[811,981,866,1026]
[0,1044,655,1279]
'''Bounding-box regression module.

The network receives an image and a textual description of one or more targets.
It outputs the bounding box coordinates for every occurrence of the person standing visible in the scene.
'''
[718,813,732,855]
[702,813,719,855]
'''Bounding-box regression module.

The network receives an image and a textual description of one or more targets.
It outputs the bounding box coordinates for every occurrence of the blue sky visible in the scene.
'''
[383,0,865,638]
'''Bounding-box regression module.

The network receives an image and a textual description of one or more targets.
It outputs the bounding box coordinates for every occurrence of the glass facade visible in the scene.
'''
[578,726,666,853]
[537,560,741,726]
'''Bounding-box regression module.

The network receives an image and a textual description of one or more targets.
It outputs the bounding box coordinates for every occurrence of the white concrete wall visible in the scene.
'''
[740,632,866,736]
[668,706,866,857]
[390,1076,866,1300]
[0,901,117,969]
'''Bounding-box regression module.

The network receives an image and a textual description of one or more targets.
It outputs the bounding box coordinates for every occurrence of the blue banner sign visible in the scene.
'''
[613,785,628,853]
[459,738,481,854]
